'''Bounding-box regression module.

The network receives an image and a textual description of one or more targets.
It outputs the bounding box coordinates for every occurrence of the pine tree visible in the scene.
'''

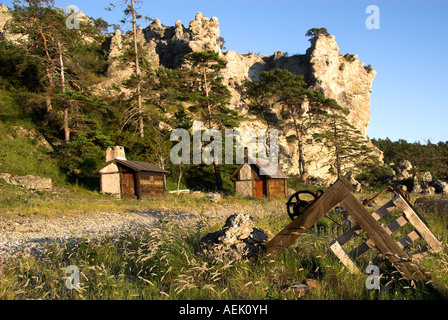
[310,100,380,178]
[9,0,104,142]
[305,27,330,40]
[240,69,311,181]
[10,0,61,128]
[107,0,145,138]
[177,50,234,191]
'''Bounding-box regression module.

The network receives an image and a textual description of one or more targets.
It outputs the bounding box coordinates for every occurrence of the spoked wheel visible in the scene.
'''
[286,190,319,221]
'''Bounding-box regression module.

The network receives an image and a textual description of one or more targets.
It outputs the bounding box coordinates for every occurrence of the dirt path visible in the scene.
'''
[0,211,160,260]
[0,199,285,262]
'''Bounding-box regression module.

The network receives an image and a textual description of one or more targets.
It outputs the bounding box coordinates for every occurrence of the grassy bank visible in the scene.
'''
[1,187,447,300]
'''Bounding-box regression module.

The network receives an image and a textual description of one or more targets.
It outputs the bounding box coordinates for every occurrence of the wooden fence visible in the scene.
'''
[263,179,443,281]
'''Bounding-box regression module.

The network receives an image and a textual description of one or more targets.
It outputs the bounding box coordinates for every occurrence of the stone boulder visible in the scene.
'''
[431,179,448,194]
[421,186,436,195]
[419,171,433,185]
[188,12,221,53]
[0,173,52,190]
[415,197,448,213]
[206,192,222,203]
[391,160,413,181]
[411,181,423,194]
[199,214,274,262]
[345,173,362,193]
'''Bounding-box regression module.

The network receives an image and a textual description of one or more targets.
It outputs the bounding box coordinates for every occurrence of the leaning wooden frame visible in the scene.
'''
[263,179,443,281]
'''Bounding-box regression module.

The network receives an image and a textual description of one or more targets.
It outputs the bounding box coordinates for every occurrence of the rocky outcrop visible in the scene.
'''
[306,36,376,136]
[8,125,53,151]
[188,12,221,53]
[142,12,221,69]
[0,173,52,190]
[415,197,448,213]
[432,179,448,194]
[102,13,375,134]
[0,4,13,40]
[199,214,274,262]
[389,160,448,195]
[99,12,377,182]
[101,13,221,90]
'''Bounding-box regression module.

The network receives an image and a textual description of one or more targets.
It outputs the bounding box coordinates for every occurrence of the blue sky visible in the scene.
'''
[2,0,447,143]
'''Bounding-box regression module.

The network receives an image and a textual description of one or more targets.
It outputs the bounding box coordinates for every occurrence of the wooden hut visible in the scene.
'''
[95,146,169,199]
[230,156,289,198]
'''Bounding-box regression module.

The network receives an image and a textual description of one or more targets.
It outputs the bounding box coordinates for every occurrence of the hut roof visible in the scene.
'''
[231,156,289,180]
[95,159,169,174]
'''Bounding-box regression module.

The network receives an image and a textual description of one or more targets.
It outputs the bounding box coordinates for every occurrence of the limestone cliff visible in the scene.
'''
[102,12,375,138]
[99,13,378,181]
[103,12,223,88]
[101,12,377,181]
[218,36,375,136]
[1,5,378,182]
[306,35,376,136]
[0,4,13,40]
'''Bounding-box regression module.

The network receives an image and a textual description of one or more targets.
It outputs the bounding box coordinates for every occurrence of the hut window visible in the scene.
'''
[150,175,155,183]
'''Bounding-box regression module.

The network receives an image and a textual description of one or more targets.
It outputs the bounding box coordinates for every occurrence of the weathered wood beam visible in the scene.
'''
[393,196,443,253]
[340,193,428,281]
[264,179,353,257]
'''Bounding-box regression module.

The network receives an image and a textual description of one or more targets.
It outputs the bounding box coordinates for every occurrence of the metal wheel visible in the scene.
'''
[286,190,318,221]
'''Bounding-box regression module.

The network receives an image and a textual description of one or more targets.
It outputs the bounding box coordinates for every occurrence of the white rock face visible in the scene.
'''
[99,13,377,181]
[307,35,376,136]
[0,4,11,32]
[2,5,379,182]
[188,13,221,53]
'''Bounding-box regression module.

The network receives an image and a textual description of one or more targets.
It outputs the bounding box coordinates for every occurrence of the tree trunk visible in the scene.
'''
[130,0,144,138]
[292,114,307,182]
[58,40,70,143]
[202,64,222,191]
[41,64,55,127]
[213,162,223,191]
[177,164,182,195]
[41,95,53,127]
[332,115,341,178]
[202,65,212,129]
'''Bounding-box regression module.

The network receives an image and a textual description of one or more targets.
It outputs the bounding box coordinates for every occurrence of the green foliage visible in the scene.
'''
[239,69,310,178]
[0,42,42,92]
[179,51,234,128]
[57,120,114,188]
[173,105,193,129]
[355,164,395,189]
[176,51,236,191]
[0,95,66,184]
[372,138,448,180]
[364,64,373,73]
[310,106,380,178]
[305,27,330,39]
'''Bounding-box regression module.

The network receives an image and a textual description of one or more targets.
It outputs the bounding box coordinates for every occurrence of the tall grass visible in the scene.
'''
[1,190,447,300]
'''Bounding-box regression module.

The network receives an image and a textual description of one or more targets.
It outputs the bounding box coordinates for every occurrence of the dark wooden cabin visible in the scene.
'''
[95,147,169,199]
[230,156,289,198]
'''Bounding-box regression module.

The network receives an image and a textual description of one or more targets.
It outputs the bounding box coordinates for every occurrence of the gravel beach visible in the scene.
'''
[0,211,160,260]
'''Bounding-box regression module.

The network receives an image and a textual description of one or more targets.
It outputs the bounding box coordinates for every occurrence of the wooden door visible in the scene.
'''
[121,172,135,198]
[254,179,266,199]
